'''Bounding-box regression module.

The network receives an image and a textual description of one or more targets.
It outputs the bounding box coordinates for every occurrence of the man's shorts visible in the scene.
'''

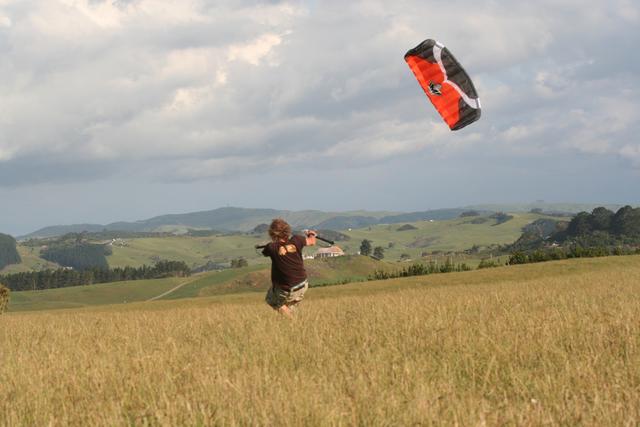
[265,280,308,309]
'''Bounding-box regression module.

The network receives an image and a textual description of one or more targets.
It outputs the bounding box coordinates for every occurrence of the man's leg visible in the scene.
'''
[277,304,293,319]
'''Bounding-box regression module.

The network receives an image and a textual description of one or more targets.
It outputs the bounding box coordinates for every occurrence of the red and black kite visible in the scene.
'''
[405,39,481,131]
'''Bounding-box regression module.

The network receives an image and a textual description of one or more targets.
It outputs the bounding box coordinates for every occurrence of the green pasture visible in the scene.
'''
[7,276,188,312]
[10,254,638,316]
[10,250,632,314]
[6,256,396,312]
[340,212,565,259]
[4,212,564,275]
[105,212,560,268]
[106,234,270,268]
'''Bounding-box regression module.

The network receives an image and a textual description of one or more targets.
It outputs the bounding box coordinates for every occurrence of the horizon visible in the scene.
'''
[1,1,639,236]
[8,200,636,238]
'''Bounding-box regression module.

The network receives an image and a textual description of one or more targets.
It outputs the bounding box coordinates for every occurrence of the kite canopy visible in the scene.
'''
[405,39,481,131]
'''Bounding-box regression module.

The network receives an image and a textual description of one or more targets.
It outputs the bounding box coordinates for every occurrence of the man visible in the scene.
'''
[262,218,316,318]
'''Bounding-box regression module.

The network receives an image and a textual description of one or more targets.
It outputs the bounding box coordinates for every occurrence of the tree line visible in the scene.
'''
[41,243,110,270]
[510,206,640,254]
[506,206,640,265]
[508,246,640,265]
[369,258,471,281]
[562,206,640,242]
[0,260,191,292]
[0,233,21,270]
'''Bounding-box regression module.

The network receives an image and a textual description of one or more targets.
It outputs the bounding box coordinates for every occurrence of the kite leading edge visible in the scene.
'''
[405,39,481,131]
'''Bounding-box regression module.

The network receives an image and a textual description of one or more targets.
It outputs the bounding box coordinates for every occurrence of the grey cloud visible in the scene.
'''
[0,0,639,187]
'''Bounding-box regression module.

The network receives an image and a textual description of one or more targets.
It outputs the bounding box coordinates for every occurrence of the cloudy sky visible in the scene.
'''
[1,0,639,235]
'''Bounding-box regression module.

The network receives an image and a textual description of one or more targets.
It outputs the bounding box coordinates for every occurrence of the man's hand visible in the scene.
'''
[305,229,317,246]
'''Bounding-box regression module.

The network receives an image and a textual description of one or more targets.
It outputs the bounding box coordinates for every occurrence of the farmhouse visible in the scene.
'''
[314,246,345,259]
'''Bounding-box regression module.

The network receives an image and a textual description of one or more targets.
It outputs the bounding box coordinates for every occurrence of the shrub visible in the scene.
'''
[369,260,471,281]
[397,224,418,231]
[529,250,550,263]
[508,251,528,265]
[373,246,385,260]
[231,258,249,268]
[0,283,9,315]
[490,212,514,225]
[478,259,501,269]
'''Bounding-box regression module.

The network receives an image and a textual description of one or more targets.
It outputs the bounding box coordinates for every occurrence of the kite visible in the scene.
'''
[405,39,481,131]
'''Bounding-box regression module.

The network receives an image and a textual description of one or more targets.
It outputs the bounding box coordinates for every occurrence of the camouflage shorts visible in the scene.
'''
[265,280,308,309]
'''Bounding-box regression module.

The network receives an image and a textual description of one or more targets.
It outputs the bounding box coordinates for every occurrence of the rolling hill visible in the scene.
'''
[20,207,398,239]
[17,203,631,240]
[3,211,570,274]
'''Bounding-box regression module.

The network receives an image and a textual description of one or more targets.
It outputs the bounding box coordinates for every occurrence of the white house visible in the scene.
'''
[314,246,345,259]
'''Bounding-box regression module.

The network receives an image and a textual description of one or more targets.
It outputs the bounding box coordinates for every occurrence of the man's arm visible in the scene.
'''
[305,230,317,246]
[261,244,271,257]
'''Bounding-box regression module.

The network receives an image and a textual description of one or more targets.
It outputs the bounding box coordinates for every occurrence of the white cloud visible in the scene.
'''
[0,13,10,27]
[227,33,283,66]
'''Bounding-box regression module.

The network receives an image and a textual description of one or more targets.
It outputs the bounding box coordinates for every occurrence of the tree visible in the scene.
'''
[0,233,21,270]
[611,206,640,237]
[567,212,593,236]
[359,239,372,256]
[590,207,614,231]
[40,243,109,270]
[373,246,385,259]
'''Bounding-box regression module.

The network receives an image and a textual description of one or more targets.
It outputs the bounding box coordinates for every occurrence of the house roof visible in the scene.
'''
[316,246,344,255]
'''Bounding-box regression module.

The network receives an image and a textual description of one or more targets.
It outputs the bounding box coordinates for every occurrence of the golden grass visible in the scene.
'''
[1,257,639,426]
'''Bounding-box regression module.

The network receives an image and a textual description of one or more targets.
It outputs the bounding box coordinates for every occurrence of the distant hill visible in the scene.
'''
[21,207,396,239]
[314,216,379,230]
[466,202,628,215]
[379,209,479,224]
[314,209,494,230]
[8,211,573,275]
[22,207,492,239]
[23,224,107,238]
[21,203,631,239]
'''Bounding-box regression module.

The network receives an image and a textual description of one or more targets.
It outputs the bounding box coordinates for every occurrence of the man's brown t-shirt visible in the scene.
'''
[262,235,307,290]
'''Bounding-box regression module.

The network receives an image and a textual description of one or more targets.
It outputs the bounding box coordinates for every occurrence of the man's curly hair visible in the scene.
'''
[268,218,291,242]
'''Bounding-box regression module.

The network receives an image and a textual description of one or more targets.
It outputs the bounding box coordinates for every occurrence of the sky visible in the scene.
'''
[0,0,639,235]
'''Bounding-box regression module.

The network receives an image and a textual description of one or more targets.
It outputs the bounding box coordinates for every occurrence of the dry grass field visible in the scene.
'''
[1,256,639,426]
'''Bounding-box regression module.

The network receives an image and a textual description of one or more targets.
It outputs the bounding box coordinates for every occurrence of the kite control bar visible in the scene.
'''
[254,232,335,249]
[313,235,336,245]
